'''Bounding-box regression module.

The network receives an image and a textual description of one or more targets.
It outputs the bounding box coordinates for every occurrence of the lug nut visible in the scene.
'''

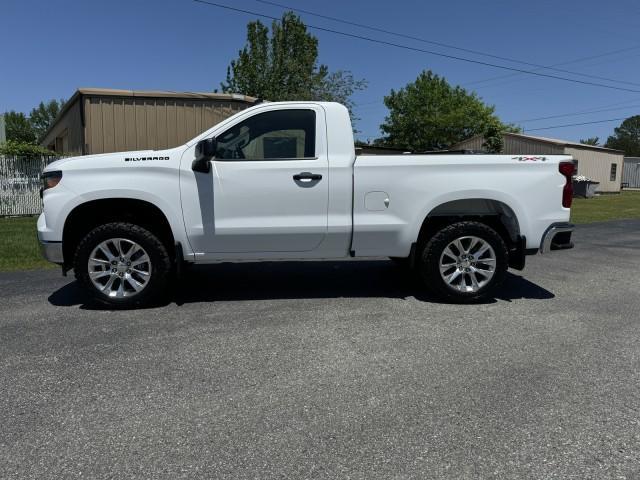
[126,261,131,266]
[112,268,117,273]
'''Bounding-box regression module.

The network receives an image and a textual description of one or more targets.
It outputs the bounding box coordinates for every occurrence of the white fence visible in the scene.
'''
[0,155,60,216]
[623,159,640,189]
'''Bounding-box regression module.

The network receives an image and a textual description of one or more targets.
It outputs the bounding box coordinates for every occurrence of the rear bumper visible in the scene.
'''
[540,223,574,253]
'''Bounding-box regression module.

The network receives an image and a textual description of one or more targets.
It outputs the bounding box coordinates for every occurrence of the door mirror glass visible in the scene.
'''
[192,138,217,173]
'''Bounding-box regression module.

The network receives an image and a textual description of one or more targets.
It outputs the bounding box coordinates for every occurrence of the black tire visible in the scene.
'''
[418,221,508,303]
[73,222,172,307]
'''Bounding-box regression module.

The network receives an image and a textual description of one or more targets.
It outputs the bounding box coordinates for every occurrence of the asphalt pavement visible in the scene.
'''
[1,220,639,479]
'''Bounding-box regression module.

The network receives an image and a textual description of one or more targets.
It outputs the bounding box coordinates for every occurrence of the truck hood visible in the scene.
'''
[44,147,183,172]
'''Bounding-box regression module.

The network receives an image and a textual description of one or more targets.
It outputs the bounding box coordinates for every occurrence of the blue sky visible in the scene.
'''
[3,0,640,144]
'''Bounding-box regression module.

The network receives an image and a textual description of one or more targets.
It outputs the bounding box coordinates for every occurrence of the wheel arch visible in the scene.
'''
[62,198,176,267]
[415,196,524,249]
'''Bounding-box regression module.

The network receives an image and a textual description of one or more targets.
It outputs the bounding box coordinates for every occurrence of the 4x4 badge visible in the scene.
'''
[512,156,547,162]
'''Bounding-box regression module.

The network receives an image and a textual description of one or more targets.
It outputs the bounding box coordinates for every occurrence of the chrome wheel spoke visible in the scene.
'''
[89,257,110,265]
[445,269,462,285]
[478,257,496,264]
[116,279,125,297]
[101,275,116,293]
[443,246,458,262]
[469,272,480,290]
[89,270,111,279]
[467,237,479,253]
[131,254,150,267]
[127,277,145,292]
[475,244,491,259]
[98,245,116,262]
[440,261,456,271]
[474,266,494,276]
[125,244,142,261]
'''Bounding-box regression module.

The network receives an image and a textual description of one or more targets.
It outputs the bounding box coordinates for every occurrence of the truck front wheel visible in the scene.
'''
[73,222,172,307]
[418,221,508,303]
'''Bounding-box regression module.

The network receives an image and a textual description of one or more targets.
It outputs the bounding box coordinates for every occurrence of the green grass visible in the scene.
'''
[570,190,640,224]
[0,192,639,271]
[0,216,54,272]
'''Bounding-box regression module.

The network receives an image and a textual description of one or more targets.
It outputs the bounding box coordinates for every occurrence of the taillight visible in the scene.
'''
[559,162,575,208]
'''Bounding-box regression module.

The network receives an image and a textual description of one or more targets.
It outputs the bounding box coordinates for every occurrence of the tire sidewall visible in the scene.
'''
[420,222,508,302]
[74,223,171,307]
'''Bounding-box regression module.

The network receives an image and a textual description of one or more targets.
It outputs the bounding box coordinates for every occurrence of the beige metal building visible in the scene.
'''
[453,132,624,193]
[40,88,258,156]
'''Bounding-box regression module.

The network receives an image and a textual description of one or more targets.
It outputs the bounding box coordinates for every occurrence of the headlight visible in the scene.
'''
[40,171,62,197]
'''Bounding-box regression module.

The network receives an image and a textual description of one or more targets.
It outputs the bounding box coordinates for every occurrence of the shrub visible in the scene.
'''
[0,140,56,157]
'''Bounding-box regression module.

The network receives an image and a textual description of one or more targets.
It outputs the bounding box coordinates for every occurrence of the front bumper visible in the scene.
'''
[39,240,64,264]
[37,212,64,264]
[540,223,574,253]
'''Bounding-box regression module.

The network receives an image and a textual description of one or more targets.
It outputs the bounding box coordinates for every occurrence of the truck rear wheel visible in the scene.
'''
[418,221,508,303]
[73,222,172,307]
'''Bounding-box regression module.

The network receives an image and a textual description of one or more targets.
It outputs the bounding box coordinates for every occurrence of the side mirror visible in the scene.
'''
[192,137,217,173]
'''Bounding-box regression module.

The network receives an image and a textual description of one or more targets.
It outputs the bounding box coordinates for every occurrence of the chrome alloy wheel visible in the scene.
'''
[87,238,152,298]
[439,236,496,293]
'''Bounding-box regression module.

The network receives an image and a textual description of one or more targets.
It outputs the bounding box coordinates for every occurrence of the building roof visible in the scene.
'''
[503,132,623,153]
[73,87,258,102]
[456,132,624,154]
[43,88,258,145]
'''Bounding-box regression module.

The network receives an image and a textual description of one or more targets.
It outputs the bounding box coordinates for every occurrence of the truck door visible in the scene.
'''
[186,106,329,254]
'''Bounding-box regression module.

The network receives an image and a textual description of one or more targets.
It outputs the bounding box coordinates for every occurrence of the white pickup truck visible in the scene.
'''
[38,101,575,306]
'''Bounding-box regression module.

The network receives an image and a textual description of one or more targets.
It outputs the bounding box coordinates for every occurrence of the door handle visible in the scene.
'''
[293,172,322,181]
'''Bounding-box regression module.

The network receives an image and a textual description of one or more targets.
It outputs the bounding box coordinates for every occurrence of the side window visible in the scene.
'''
[610,163,617,181]
[215,109,316,160]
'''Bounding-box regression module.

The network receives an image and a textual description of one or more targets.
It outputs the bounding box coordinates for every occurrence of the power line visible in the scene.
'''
[193,0,640,95]
[357,116,627,138]
[355,97,640,127]
[511,101,640,123]
[464,48,640,89]
[525,117,627,132]
[254,0,640,88]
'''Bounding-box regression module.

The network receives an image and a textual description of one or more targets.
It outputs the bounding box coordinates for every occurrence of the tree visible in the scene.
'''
[4,111,36,143]
[580,137,599,146]
[3,98,66,145]
[605,116,640,155]
[29,99,65,141]
[377,70,514,151]
[482,119,504,153]
[221,12,366,123]
[311,70,367,122]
